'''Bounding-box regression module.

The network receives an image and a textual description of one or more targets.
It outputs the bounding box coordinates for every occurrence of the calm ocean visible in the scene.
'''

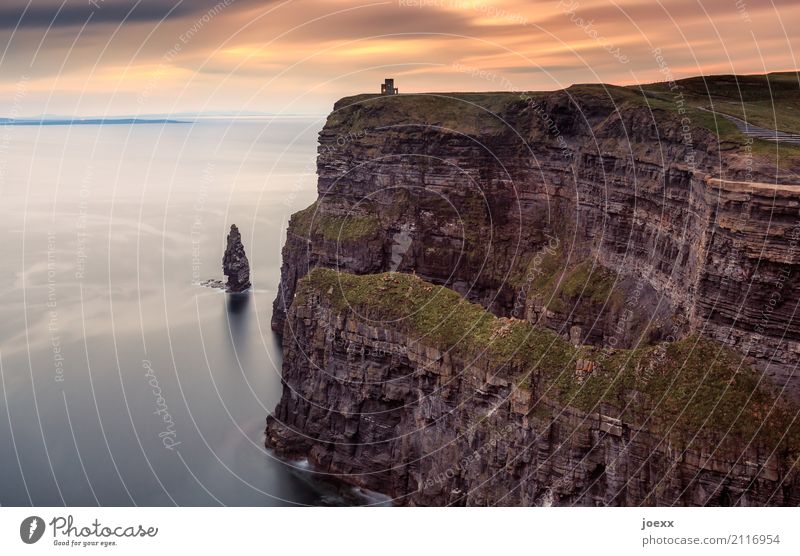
[0,117,378,506]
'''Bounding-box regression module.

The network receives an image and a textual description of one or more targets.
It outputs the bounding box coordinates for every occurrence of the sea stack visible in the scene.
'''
[223,224,251,293]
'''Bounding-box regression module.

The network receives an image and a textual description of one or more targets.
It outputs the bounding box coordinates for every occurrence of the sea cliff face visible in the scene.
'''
[268,86,800,505]
[272,87,800,392]
[267,269,799,506]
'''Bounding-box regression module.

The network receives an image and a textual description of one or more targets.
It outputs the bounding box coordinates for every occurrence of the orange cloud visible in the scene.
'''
[0,0,796,116]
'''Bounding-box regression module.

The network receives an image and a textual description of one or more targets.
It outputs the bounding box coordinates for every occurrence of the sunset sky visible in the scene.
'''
[0,0,797,117]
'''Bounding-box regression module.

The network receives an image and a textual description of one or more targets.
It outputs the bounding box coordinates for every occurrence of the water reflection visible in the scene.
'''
[226,291,251,355]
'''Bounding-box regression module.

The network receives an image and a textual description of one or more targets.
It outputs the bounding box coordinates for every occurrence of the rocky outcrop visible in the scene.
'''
[266,269,800,506]
[272,87,800,393]
[223,224,251,293]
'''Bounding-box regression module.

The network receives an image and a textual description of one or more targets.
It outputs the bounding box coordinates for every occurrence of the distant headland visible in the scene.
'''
[0,117,188,126]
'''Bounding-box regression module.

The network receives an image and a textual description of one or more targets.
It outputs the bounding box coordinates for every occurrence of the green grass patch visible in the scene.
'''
[556,336,798,450]
[749,138,800,167]
[288,201,380,241]
[512,244,624,313]
[556,260,625,309]
[299,267,576,370]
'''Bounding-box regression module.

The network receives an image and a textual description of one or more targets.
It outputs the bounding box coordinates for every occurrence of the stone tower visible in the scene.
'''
[381,78,398,95]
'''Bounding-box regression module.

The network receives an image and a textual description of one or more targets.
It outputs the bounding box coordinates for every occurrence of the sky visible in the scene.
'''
[0,0,798,117]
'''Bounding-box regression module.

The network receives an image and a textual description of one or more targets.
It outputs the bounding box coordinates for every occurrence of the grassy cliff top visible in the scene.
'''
[329,85,677,134]
[636,71,800,163]
[329,91,536,134]
[298,267,799,452]
[329,72,800,166]
[336,72,798,132]
[637,71,800,134]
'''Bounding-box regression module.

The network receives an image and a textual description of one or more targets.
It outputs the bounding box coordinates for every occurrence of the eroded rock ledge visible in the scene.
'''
[267,269,800,506]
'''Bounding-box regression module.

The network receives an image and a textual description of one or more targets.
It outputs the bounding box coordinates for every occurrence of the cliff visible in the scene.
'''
[272,84,800,393]
[268,80,800,505]
[267,269,800,506]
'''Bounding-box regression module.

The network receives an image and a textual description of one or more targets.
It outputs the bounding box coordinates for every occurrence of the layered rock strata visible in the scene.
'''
[272,88,800,392]
[266,269,800,506]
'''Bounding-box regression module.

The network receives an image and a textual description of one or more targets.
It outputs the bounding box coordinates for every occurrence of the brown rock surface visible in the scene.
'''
[267,271,800,506]
[223,224,251,293]
[272,88,800,393]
